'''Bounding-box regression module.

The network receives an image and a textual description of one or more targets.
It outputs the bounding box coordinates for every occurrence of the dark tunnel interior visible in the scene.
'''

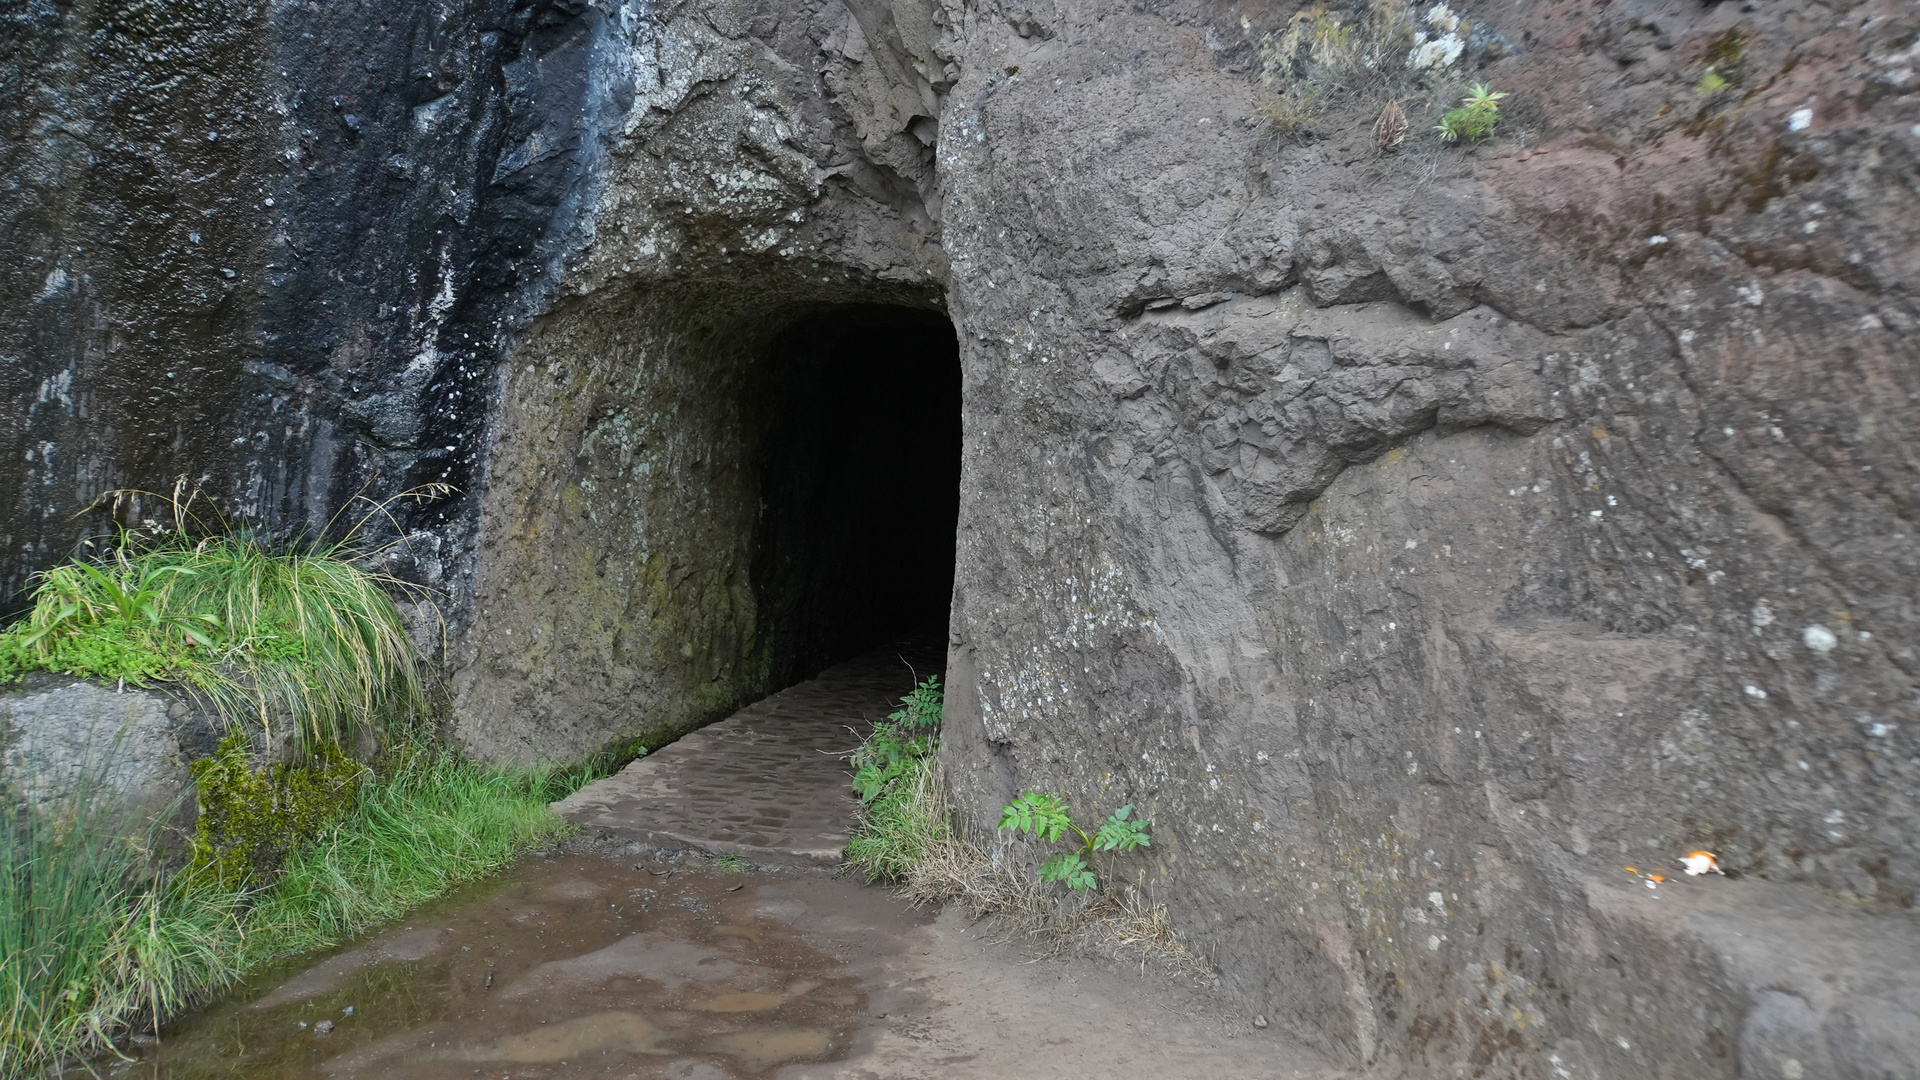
[751,305,962,686]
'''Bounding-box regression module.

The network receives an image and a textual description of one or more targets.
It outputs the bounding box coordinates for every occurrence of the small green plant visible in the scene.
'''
[13,556,222,652]
[999,792,1151,892]
[850,676,941,805]
[1435,82,1508,143]
[1702,27,1749,81]
[844,676,948,884]
[712,852,745,873]
[1693,69,1729,96]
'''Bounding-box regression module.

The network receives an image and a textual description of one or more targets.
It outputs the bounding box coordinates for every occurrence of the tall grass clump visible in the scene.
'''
[0,788,247,1077]
[0,749,583,1074]
[0,479,614,1073]
[0,481,444,752]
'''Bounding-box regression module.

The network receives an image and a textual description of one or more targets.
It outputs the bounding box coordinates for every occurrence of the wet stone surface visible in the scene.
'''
[111,857,868,1079]
[553,646,941,865]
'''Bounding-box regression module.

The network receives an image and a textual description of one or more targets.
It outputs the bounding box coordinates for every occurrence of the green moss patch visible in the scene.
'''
[187,734,366,892]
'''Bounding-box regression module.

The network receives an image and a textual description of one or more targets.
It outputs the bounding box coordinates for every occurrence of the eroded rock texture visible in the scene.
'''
[5,0,1919,1073]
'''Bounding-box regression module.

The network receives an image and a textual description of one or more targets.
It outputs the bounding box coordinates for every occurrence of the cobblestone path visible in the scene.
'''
[552,641,943,865]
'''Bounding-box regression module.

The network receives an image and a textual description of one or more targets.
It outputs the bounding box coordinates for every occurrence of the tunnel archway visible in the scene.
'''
[453,286,960,764]
[750,304,962,687]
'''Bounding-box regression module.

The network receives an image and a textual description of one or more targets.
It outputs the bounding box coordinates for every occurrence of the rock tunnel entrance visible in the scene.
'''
[451,292,960,764]
[749,304,962,688]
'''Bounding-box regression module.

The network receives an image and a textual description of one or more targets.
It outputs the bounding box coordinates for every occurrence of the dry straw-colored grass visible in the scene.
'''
[854,761,1210,979]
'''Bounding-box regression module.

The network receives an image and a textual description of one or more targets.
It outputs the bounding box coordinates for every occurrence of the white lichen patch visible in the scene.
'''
[977,554,1155,743]
[1408,3,1467,69]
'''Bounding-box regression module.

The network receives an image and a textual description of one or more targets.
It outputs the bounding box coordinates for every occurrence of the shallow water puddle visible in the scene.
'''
[107,856,865,1079]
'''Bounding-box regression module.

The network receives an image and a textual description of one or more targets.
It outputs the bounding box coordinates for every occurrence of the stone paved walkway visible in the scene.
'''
[553,641,943,866]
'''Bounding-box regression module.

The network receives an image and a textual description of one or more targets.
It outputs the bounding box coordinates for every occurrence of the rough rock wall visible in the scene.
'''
[445,0,951,760]
[923,0,1920,1073]
[0,0,630,610]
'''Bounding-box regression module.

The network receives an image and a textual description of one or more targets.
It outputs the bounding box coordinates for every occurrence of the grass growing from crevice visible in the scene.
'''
[845,676,945,884]
[841,680,1205,976]
[1253,0,1518,162]
[0,482,443,754]
[845,752,951,886]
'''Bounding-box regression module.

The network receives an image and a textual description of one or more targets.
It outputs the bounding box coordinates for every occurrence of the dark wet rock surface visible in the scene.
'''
[554,647,940,866]
[13,0,1920,1069]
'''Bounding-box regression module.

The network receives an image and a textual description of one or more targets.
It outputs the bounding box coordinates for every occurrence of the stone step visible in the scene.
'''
[552,646,941,866]
[1574,868,1920,1079]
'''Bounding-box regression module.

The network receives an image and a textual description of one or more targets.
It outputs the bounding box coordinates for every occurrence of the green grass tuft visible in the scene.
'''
[0,787,248,1077]
[241,748,574,961]
[844,676,948,885]
[0,749,583,1074]
[845,755,950,885]
[0,529,431,753]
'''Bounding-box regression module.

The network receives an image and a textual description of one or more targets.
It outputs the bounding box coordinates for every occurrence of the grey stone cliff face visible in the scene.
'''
[5,0,1919,1074]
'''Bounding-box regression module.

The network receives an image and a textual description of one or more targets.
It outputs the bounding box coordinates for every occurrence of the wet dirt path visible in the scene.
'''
[111,854,1343,1080]
[115,857,870,1080]
[113,646,1342,1078]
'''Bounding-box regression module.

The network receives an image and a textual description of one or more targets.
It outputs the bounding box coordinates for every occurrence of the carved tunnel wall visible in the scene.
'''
[447,276,954,765]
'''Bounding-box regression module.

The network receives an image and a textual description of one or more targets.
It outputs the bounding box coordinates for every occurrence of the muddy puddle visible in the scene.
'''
[106,856,867,1080]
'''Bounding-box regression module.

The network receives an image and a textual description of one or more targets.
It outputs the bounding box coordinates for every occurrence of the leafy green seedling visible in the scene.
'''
[1039,852,1096,891]
[1094,803,1153,851]
[1000,795,1151,892]
[852,676,942,805]
[1436,83,1508,143]
[1001,792,1072,842]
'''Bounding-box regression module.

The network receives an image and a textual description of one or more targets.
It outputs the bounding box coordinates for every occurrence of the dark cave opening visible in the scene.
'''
[751,304,961,685]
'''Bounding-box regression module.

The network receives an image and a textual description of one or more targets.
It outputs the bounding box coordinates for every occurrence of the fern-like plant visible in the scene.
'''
[999,792,1151,892]
[1435,82,1508,143]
